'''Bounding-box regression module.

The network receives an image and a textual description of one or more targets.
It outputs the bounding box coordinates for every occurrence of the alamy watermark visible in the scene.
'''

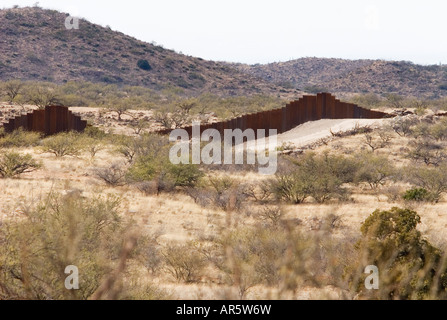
[364,265,379,290]
[65,265,79,290]
[65,16,79,30]
[169,122,278,175]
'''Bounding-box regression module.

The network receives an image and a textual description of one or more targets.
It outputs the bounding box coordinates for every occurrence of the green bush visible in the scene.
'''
[0,129,42,148]
[115,133,167,163]
[0,151,42,178]
[273,152,356,203]
[402,187,435,202]
[355,153,395,189]
[348,93,383,109]
[83,125,107,140]
[167,163,203,187]
[41,132,82,157]
[123,133,203,192]
[127,154,203,190]
[137,59,152,71]
[353,207,447,299]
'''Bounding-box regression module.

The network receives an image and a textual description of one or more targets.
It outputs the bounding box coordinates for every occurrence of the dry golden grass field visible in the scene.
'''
[2,103,447,300]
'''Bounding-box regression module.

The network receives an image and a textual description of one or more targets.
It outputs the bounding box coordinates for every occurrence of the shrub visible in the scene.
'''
[125,134,203,192]
[144,241,163,275]
[186,175,246,211]
[390,116,418,137]
[363,128,393,152]
[349,93,382,108]
[303,85,329,94]
[0,192,165,300]
[116,133,167,163]
[0,151,41,178]
[81,136,105,159]
[41,132,82,157]
[213,186,246,211]
[93,162,128,186]
[255,205,285,227]
[352,207,447,299]
[162,243,206,283]
[207,175,246,211]
[167,163,203,187]
[211,225,347,298]
[134,181,159,195]
[402,187,436,202]
[272,172,308,204]
[429,118,447,141]
[109,99,130,121]
[126,155,158,182]
[406,164,447,202]
[273,153,356,204]
[383,185,404,202]
[355,153,395,189]
[0,129,41,148]
[137,59,152,71]
[406,138,447,166]
[83,125,107,140]
[243,181,273,203]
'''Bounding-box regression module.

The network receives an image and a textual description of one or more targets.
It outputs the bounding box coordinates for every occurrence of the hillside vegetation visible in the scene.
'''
[2,7,447,100]
[0,7,297,98]
[231,58,447,99]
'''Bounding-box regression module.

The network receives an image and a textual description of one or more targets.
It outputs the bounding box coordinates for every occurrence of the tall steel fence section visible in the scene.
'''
[157,93,391,137]
[1,105,87,135]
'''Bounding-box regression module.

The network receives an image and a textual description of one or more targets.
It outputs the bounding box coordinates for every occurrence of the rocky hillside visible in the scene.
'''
[2,7,447,100]
[230,58,447,98]
[0,7,297,97]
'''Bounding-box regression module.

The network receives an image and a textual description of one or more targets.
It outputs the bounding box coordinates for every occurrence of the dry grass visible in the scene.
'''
[3,107,447,300]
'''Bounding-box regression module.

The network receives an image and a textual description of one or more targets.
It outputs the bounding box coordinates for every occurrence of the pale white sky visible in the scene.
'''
[2,0,447,65]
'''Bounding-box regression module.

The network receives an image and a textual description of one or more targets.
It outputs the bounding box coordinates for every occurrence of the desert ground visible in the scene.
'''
[2,103,447,300]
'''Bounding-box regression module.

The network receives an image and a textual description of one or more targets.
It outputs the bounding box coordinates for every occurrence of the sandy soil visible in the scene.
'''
[244,118,390,151]
[277,118,388,147]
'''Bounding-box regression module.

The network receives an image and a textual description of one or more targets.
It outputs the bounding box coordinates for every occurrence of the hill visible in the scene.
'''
[0,7,297,97]
[230,58,447,99]
[2,7,447,100]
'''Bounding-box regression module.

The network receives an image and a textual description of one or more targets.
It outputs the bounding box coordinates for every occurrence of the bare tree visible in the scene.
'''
[363,130,393,152]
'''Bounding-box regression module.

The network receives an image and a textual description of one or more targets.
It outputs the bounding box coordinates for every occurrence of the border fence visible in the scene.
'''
[156,92,391,137]
[1,105,87,135]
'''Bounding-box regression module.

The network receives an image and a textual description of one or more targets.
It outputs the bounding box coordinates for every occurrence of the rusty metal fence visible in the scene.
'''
[1,105,87,135]
[156,92,391,137]
[0,93,390,138]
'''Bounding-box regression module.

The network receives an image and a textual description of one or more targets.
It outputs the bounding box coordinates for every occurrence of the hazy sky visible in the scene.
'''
[2,0,447,65]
